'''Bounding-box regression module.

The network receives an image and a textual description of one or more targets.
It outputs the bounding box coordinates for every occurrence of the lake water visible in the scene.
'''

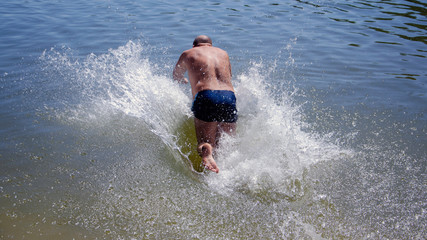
[0,0,426,239]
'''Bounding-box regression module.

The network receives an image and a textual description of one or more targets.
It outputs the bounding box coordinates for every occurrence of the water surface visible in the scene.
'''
[0,0,426,239]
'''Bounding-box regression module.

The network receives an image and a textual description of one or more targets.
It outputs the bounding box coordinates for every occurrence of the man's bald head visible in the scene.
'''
[193,35,212,47]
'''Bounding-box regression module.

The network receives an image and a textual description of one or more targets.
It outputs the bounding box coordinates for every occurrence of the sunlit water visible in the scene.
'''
[1,0,426,239]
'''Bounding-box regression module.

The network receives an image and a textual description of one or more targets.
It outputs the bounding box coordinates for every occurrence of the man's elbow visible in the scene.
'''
[172,68,186,82]
[173,73,188,83]
[176,77,189,84]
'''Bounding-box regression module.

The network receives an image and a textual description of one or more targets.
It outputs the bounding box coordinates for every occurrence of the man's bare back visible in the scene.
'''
[173,35,237,173]
[173,37,234,97]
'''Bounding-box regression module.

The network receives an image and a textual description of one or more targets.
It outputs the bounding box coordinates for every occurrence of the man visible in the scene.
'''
[173,35,237,173]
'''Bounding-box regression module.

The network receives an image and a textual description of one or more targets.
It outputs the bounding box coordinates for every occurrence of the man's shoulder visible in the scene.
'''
[182,48,205,58]
[182,48,198,57]
[178,49,196,63]
[182,46,228,61]
[189,46,227,55]
[211,47,229,57]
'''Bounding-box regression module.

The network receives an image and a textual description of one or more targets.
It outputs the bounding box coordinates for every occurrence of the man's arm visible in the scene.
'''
[173,53,189,83]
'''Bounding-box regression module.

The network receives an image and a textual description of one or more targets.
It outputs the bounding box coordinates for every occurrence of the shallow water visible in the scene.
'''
[1,0,426,239]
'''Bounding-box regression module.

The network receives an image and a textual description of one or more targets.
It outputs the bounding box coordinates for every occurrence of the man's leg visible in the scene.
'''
[219,122,236,136]
[194,118,220,173]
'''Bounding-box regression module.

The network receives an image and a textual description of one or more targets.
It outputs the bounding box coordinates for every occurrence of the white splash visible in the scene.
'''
[40,41,192,150]
[206,63,350,195]
[40,42,351,198]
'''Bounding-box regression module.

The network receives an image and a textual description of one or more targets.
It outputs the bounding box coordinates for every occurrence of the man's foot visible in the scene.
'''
[202,154,219,173]
[198,143,219,173]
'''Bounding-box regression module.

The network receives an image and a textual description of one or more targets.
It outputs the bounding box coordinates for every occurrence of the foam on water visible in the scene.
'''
[39,41,347,180]
[31,41,424,239]
[207,63,351,196]
[38,40,352,195]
